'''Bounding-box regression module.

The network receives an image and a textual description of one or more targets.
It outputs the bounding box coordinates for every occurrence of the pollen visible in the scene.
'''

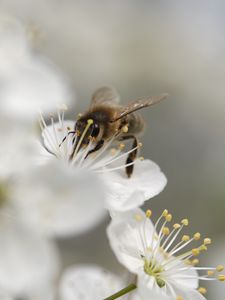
[166,214,172,222]
[173,223,181,229]
[216,265,224,272]
[192,248,200,256]
[87,119,94,125]
[218,274,225,281]
[162,209,168,217]
[204,238,212,245]
[122,125,129,133]
[162,227,170,235]
[198,287,207,295]
[193,232,201,240]
[146,209,152,218]
[181,219,189,226]
[182,235,190,242]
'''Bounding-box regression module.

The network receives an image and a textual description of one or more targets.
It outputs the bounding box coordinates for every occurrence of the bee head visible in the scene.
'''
[75,119,101,146]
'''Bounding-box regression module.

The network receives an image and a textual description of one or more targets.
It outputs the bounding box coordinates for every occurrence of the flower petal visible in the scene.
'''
[59,264,124,300]
[0,213,59,297]
[104,159,167,211]
[15,161,106,237]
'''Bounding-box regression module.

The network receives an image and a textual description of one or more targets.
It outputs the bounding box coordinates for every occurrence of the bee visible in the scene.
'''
[69,86,167,177]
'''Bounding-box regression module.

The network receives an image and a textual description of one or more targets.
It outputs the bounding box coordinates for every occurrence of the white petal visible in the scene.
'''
[0,290,12,300]
[104,159,167,211]
[0,213,59,297]
[168,263,199,289]
[41,120,75,158]
[107,209,155,274]
[60,264,124,300]
[14,161,106,237]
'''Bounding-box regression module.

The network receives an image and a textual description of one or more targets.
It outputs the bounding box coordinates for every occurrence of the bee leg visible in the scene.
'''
[118,135,138,178]
[85,139,104,158]
[59,131,76,147]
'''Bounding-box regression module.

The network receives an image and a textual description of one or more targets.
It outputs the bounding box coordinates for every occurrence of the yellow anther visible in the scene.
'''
[110,148,117,155]
[87,119,94,125]
[77,113,83,118]
[166,214,172,222]
[138,142,143,147]
[176,296,183,300]
[182,235,190,242]
[122,125,129,133]
[162,209,168,217]
[67,126,71,131]
[204,238,211,245]
[162,227,170,236]
[118,143,125,150]
[181,219,189,226]
[207,270,215,276]
[191,259,199,266]
[173,223,181,229]
[192,248,200,256]
[146,210,152,218]
[217,265,224,272]
[185,259,192,265]
[139,156,145,161]
[193,232,201,240]
[199,245,207,252]
[198,287,207,295]
[218,274,225,281]
[134,214,143,222]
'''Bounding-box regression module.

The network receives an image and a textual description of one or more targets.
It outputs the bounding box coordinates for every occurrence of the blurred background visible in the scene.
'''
[0,0,225,298]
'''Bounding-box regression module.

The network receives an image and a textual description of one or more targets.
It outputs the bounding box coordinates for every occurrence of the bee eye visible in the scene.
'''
[91,124,100,137]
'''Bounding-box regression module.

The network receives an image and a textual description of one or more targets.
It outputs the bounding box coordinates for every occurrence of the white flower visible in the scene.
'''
[59,264,124,300]
[0,15,73,122]
[14,160,106,237]
[0,291,12,300]
[107,208,225,300]
[39,107,167,212]
[0,204,59,298]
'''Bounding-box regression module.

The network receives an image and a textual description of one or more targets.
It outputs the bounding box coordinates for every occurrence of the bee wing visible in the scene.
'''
[91,86,120,106]
[111,93,168,121]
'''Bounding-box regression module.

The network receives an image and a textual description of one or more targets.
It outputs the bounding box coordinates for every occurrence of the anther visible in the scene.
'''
[198,287,207,295]
[87,119,94,125]
[217,265,224,272]
[192,259,199,266]
[139,156,144,161]
[118,143,125,150]
[77,113,83,118]
[192,248,200,256]
[204,238,211,245]
[110,148,117,155]
[166,214,172,222]
[57,103,68,111]
[138,142,143,147]
[176,296,183,300]
[181,219,189,226]
[194,232,201,240]
[199,245,207,252]
[146,210,152,218]
[173,223,181,229]
[163,227,170,235]
[182,235,190,242]
[218,274,225,281]
[162,209,168,217]
[207,270,215,276]
[122,125,129,133]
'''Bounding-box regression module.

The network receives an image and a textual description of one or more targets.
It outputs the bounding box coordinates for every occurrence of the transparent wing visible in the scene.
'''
[91,86,120,106]
[112,93,168,121]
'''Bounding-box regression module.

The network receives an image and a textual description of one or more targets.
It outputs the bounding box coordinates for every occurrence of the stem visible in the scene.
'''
[104,283,137,300]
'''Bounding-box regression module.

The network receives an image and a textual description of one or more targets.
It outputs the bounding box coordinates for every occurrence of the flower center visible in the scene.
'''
[144,258,165,288]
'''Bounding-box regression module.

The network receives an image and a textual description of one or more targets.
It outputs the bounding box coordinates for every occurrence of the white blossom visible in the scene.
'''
[59,264,124,300]
[0,14,73,122]
[39,108,167,212]
[107,208,225,300]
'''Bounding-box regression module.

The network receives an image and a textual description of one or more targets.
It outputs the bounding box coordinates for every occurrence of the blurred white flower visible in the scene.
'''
[59,264,124,300]
[107,208,225,300]
[0,291,12,300]
[0,204,59,298]
[39,108,167,212]
[0,14,73,122]
[14,160,106,238]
